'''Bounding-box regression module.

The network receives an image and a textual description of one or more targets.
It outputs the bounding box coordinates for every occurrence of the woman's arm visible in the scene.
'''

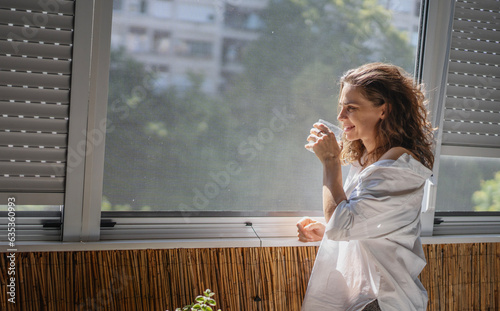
[307,122,347,222]
[322,156,346,222]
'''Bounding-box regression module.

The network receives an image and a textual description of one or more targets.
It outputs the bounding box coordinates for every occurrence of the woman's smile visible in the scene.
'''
[343,125,355,132]
[337,84,386,152]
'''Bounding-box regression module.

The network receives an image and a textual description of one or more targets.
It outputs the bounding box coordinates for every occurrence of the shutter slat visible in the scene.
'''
[445,97,500,112]
[445,108,500,123]
[451,36,500,54]
[0,71,70,89]
[447,61,499,80]
[452,19,498,33]
[452,27,499,42]
[455,6,500,25]
[0,86,70,103]
[1,116,68,133]
[0,40,72,59]
[0,101,68,118]
[0,9,74,30]
[446,85,500,100]
[0,55,71,74]
[447,72,500,87]
[0,132,67,147]
[0,176,65,191]
[456,0,500,12]
[442,132,500,147]
[443,120,500,135]
[0,146,66,162]
[0,162,65,177]
[0,24,73,45]
[0,0,75,15]
[450,49,500,66]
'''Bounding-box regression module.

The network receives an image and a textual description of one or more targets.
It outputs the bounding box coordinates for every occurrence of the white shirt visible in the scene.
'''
[301,153,432,311]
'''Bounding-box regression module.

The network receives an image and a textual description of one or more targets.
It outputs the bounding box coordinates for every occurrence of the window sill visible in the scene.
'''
[3,235,500,252]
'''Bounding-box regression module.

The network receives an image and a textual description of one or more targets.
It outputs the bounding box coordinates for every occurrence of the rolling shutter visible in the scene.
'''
[442,0,500,149]
[0,0,76,241]
[0,0,75,205]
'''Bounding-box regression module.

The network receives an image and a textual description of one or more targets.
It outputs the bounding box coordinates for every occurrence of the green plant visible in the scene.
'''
[173,289,221,311]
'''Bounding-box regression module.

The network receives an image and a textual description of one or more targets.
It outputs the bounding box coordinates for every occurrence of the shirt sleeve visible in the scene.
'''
[325,164,428,241]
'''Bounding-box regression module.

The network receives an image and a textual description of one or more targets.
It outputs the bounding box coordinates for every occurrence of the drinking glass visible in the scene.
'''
[306,119,343,153]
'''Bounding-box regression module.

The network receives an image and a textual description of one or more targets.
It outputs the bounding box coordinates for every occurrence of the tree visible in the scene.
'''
[104,49,238,210]
[472,172,500,212]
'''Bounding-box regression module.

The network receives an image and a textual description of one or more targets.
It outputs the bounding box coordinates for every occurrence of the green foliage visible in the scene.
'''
[472,172,500,212]
[172,289,221,311]
[242,0,414,93]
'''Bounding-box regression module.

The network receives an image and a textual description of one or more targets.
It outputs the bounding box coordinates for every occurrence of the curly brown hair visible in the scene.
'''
[338,63,435,170]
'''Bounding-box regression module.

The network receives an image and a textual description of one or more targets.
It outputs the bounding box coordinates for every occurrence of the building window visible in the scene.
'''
[175,40,213,58]
[126,27,149,53]
[222,39,248,64]
[224,5,263,30]
[153,31,170,54]
[177,3,216,24]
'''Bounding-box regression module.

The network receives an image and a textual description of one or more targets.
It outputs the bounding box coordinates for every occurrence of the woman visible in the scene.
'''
[299,63,434,311]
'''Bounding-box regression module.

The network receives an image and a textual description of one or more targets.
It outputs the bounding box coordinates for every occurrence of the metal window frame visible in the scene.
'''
[419,0,500,235]
[416,0,456,236]
[99,0,448,241]
[62,0,112,242]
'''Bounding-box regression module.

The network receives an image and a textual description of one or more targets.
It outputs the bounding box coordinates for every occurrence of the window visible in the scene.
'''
[153,31,170,54]
[176,3,215,24]
[175,39,213,58]
[149,0,173,19]
[224,5,264,31]
[2,0,499,244]
[420,0,500,235]
[102,0,422,219]
[222,39,248,64]
[436,156,500,212]
[127,27,149,53]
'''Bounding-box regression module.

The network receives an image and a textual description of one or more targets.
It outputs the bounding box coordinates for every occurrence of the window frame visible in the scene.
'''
[418,0,500,235]
[61,0,113,242]
[3,0,500,249]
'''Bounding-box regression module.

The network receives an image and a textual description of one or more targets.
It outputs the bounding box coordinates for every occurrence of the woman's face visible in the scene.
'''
[337,84,386,151]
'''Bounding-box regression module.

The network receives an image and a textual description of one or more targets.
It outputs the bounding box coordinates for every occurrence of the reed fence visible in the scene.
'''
[0,243,498,310]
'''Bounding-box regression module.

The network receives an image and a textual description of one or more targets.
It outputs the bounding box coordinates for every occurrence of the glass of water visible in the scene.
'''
[306,119,343,153]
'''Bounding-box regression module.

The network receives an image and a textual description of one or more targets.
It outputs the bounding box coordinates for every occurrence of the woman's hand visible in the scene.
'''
[297,217,325,242]
[305,122,342,164]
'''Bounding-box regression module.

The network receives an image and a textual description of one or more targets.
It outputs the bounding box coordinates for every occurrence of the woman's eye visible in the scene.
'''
[346,106,355,112]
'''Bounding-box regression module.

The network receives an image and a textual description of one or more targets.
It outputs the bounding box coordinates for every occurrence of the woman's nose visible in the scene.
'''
[337,107,346,121]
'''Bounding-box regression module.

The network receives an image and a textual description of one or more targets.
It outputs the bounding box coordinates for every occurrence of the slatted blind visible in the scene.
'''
[0,0,75,204]
[442,0,500,148]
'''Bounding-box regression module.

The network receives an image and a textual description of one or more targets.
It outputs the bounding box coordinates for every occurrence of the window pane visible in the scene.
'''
[436,155,500,212]
[103,0,421,212]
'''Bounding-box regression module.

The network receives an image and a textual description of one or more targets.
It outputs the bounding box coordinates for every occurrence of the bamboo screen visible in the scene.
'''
[0,243,498,310]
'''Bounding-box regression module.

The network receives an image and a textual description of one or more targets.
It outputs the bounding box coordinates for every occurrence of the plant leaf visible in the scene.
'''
[195,296,205,303]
